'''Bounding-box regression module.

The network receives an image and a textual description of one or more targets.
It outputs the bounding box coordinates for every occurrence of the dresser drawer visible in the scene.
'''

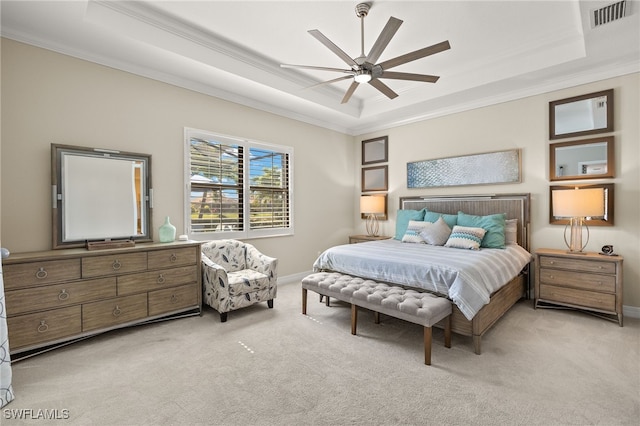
[148,283,199,316]
[82,293,148,331]
[147,247,197,269]
[82,252,147,278]
[3,259,81,290]
[8,306,82,350]
[538,255,616,274]
[538,268,616,293]
[539,284,616,312]
[116,265,198,295]
[5,277,117,316]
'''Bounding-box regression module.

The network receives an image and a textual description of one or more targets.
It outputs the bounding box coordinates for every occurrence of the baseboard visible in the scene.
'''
[623,304,640,319]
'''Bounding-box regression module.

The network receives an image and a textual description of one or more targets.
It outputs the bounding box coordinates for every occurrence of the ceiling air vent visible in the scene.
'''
[592,0,628,27]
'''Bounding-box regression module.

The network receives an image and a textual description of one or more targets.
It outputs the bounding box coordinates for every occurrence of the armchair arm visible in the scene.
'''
[201,256,230,311]
[245,245,278,285]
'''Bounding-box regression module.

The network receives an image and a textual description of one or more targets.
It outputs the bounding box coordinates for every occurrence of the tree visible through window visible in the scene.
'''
[186,129,293,239]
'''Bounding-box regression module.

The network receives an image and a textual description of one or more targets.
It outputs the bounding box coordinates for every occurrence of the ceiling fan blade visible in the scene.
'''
[341,81,360,104]
[369,79,398,100]
[281,64,353,74]
[307,75,354,89]
[378,40,451,71]
[379,71,440,83]
[365,17,403,65]
[308,29,359,68]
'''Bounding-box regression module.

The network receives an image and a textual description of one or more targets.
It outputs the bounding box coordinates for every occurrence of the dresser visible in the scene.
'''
[534,248,623,326]
[3,241,201,357]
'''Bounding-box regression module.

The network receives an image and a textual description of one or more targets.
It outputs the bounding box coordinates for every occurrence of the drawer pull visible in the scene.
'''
[170,294,179,304]
[548,261,555,265]
[37,320,49,333]
[169,253,177,262]
[112,260,122,270]
[58,289,70,301]
[113,305,122,317]
[157,274,166,284]
[35,267,48,279]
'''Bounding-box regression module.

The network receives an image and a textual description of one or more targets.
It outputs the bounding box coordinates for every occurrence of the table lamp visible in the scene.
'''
[552,187,605,253]
[360,195,385,237]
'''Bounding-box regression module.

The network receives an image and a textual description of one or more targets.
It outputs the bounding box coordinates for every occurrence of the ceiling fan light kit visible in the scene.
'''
[281,2,451,104]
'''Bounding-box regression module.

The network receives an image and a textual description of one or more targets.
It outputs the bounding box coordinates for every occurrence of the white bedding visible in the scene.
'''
[313,239,532,320]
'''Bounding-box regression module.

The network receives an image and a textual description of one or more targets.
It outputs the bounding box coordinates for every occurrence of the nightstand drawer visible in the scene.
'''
[538,268,616,293]
[539,284,615,312]
[538,255,616,274]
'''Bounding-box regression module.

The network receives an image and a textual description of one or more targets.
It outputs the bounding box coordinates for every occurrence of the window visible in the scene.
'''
[185,128,293,240]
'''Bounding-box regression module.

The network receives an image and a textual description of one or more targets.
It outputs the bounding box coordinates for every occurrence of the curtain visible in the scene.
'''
[0,261,15,408]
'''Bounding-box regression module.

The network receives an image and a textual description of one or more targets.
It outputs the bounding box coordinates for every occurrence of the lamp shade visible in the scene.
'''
[552,187,605,218]
[360,195,385,214]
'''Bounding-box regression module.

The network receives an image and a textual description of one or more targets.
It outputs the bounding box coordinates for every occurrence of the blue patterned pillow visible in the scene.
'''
[402,220,431,243]
[444,226,487,250]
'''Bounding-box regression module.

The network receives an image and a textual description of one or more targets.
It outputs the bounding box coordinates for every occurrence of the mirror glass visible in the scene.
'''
[549,89,613,139]
[549,137,614,181]
[52,144,153,249]
[549,183,614,226]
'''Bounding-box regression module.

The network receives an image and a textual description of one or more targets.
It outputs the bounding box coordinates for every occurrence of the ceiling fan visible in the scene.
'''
[281,2,451,104]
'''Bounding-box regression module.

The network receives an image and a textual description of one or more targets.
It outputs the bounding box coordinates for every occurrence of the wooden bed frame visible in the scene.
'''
[399,193,531,354]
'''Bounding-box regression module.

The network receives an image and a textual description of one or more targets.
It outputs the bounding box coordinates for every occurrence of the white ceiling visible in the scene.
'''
[2,0,639,135]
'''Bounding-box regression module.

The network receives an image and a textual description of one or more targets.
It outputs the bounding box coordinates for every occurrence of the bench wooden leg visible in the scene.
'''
[444,315,452,348]
[302,288,307,315]
[351,304,358,335]
[424,326,432,365]
[374,311,380,324]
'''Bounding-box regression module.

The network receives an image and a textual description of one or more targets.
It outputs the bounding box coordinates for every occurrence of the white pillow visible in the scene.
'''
[402,220,431,243]
[419,217,451,246]
[505,219,518,245]
[444,226,486,250]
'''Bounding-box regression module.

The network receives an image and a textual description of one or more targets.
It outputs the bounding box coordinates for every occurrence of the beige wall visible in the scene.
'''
[2,38,639,311]
[356,73,640,310]
[0,39,354,277]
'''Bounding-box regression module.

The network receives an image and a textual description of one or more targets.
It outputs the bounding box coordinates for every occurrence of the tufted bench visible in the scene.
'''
[302,272,452,365]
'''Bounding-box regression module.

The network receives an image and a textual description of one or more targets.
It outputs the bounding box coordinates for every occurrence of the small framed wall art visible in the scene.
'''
[362,136,388,165]
[362,165,388,192]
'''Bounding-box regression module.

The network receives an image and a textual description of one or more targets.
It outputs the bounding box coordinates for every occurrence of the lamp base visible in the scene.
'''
[365,213,379,237]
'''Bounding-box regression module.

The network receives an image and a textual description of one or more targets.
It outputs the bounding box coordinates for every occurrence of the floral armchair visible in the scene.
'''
[201,239,278,322]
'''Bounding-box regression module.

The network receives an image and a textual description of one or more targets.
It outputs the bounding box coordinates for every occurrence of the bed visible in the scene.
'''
[313,193,532,354]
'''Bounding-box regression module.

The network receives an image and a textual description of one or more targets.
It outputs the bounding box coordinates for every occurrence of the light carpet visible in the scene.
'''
[4,281,639,425]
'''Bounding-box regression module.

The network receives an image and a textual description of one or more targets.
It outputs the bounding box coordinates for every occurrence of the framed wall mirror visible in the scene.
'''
[52,144,153,249]
[549,89,613,139]
[362,136,388,165]
[549,183,614,226]
[362,165,388,192]
[549,136,614,181]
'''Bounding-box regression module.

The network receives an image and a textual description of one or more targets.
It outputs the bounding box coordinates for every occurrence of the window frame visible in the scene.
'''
[184,128,294,240]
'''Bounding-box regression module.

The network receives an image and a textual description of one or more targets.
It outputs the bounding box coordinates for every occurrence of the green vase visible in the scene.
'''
[159,216,176,243]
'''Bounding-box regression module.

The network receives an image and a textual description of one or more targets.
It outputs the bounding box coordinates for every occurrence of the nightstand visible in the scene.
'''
[349,235,392,244]
[534,248,623,326]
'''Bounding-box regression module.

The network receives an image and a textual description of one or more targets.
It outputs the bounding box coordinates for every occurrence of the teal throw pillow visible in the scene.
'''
[457,211,506,248]
[395,209,425,240]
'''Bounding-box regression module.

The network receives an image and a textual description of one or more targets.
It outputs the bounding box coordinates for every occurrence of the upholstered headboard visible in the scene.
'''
[399,193,531,252]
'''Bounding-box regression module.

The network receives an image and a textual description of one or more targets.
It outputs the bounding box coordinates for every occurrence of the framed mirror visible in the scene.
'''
[52,144,153,249]
[362,136,388,165]
[549,136,614,181]
[362,165,388,192]
[549,183,614,226]
[549,89,613,139]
